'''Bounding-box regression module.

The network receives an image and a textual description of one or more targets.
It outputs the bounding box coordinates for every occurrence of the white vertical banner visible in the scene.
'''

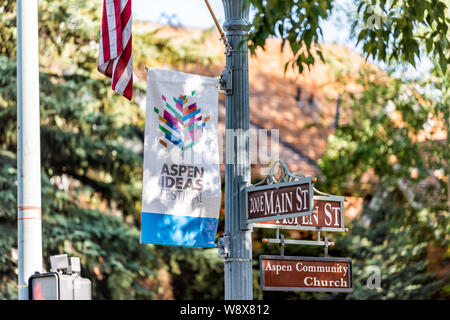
[141,67,221,247]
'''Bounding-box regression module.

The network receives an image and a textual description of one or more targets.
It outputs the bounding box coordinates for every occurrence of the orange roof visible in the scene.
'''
[135,23,385,217]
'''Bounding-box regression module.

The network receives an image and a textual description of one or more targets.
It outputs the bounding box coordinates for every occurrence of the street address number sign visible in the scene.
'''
[260,255,352,292]
[245,178,314,224]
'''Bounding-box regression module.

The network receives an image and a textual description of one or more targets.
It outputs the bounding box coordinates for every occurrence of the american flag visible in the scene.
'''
[98,0,133,100]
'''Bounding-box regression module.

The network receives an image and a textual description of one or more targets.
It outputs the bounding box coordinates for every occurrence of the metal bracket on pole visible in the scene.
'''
[218,234,252,263]
[219,69,232,95]
[217,234,230,259]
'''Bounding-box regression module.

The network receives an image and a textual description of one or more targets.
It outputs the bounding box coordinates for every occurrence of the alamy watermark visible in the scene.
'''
[159,128,280,174]
[366,265,381,290]
[366,5,382,30]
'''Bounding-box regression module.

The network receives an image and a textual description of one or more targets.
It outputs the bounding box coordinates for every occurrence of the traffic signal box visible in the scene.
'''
[28,254,91,300]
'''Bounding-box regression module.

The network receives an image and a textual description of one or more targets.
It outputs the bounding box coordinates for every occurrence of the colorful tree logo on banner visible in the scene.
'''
[154,91,210,151]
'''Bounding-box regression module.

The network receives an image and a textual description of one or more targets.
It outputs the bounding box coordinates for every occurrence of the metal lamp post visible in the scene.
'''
[222,0,253,300]
[16,0,43,300]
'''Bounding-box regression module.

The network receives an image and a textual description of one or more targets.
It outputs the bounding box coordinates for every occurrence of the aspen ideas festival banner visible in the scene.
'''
[141,67,221,247]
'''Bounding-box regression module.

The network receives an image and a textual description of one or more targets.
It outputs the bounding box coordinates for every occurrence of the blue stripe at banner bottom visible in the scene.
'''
[141,212,218,248]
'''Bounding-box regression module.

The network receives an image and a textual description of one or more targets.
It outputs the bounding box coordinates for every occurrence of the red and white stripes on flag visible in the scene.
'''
[98,0,133,100]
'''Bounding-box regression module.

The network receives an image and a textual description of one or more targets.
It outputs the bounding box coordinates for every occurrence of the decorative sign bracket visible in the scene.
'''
[262,229,335,257]
[255,162,354,293]
[217,234,230,259]
[254,160,311,186]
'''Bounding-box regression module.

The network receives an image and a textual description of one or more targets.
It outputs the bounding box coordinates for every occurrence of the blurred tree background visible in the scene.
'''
[0,0,223,300]
[0,0,449,300]
[316,66,449,299]
[251,62,449,300]
[249,0,449,299]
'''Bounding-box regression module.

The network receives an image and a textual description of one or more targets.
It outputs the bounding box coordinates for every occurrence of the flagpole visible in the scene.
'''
[222,0,253,300]
[204,0,232,55]
[16,0,43,300]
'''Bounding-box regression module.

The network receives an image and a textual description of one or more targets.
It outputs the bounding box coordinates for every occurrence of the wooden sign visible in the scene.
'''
[260,255,352,292]
[254,195,345,232]
[245,178,314,225]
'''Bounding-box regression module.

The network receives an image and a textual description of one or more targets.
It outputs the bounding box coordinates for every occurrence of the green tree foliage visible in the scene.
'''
[248,0,333,73]
[352,0,449,71]
[248,0,449,73]
[0,0,223,299]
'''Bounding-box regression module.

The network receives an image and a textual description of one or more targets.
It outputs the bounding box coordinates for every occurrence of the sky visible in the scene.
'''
[132,0,353,45]
[133,0,226,30]
[132,0,432,78]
